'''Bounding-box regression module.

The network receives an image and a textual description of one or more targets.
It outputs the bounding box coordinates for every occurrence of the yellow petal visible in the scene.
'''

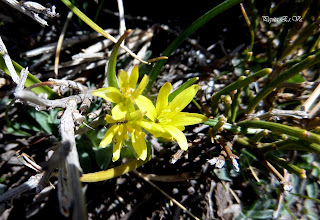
[112,124,125,162]
[134,75,149,98]
[162,125,188,150]
[167,85,198,113]
[118,69,129,93]
[105,114,117,123]
[137,120,165,137]
[176,126,185,131]
[100,124,119,147]
[131,128,147,160]
[156,82,172,115]
[111,103,127,121]
[157,131,173,140]
[167,112,208,127]
[129,110,143,121]
[91,87,122,103]
[135,95,156,121]
[129,65,139,89]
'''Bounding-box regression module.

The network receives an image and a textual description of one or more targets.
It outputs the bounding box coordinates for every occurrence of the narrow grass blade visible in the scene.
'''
[211,68,272,114]
[247,49,320,113]
[60,0,148,64]
[145,0,244,93]
[0,56,57,99]
[168,77,198,102]
[265,153,306,179]
[107,30,132,89]
[238,120,320,146]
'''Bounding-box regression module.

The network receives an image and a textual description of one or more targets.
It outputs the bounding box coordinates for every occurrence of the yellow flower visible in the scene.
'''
[135,83,208,150]
[100,110,147,162]
[91,65,149,120]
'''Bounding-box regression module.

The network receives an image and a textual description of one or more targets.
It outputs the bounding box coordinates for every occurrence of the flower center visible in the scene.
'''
[122,86,135,97]
[156,109,172,124]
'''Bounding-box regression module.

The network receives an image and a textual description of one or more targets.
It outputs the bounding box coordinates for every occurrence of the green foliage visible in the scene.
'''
[0,56,57,99]
[1,0,320,218]
[202,0,320,218]
[47,0,320,218]
[5,108,60,136]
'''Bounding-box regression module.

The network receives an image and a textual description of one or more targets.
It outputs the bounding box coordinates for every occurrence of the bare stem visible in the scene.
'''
[238,120,320,146]
[211,68,272,114]
[247,49,320,113]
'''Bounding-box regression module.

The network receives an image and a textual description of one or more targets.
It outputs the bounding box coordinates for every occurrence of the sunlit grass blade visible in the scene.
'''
[258,137,320,156]
[60,0,149,64]
[279,20,319,61]
[238,120,320,146]
[0,56,57,99]
[107,30,132,89]
[205,118,263,134]
[168,77,198,102]
[240,3,254,52]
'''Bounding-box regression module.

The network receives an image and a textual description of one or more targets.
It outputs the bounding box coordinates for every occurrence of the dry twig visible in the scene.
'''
[1,0,58,26]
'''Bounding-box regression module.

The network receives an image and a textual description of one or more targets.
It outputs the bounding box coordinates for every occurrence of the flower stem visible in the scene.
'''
[238,120,320,146]
[204,118,263,134]
[80,155,151,182]
[209,115,227,141]
[211,68,272,115]
[247,49,320,113]
[230,87,242,123]
[265,153,306,179]
[224,95,232,120]
[252,129,269,143]
[259,136,320,156]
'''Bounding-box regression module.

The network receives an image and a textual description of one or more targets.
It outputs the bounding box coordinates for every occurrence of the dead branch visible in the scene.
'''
[1,0,58,26]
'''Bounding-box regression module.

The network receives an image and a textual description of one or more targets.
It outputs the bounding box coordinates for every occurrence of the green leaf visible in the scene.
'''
[4,126,31,137]
[20,122,42,132]
[287,74,305,83]
[214,167,232,181]
[97,127,108,139]
[50,109,61,125]
[86,129,103,148]
[79,151,92,173]
[120,137,139,159]
[76,135,96,173]
[306,181,318,198]
[28,110,53,134]
[83,128,113,170]
[247,210,274,219]
[304,200,319,220]
[95,145,113,170]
